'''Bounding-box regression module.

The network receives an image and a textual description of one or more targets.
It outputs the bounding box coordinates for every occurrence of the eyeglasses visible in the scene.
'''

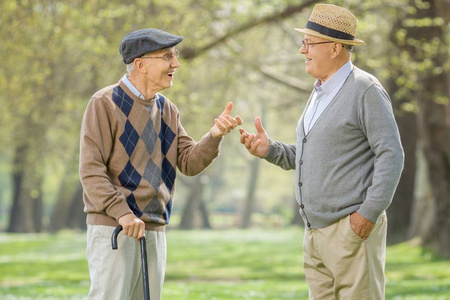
[141,49,180,62]
[301,40,334,49]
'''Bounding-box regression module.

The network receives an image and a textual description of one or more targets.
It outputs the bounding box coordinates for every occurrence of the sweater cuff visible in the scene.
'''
[208,129,224,143]
[357,201,383,224]
[263,139,276,160]
[106,201,133,222]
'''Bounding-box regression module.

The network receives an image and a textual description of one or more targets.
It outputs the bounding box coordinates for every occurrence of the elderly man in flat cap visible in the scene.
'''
[240,4,404,299]
[79,28,242,300]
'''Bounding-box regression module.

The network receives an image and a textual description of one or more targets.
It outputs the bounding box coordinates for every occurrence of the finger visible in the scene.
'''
[122,225,129,236]
[250,139,262,154]
[214,118,227,134]
[255,117,265,134]
[132,224,140,239]
[220,102,233,117]
[139,226,145,240]
[235,115,243,126]
[218,116,233,131]
[239,129,248,143]
[224,115,238,128]
[244,134,255,149]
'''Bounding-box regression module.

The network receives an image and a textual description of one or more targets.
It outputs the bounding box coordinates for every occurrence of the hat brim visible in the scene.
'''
[295,28,365,46]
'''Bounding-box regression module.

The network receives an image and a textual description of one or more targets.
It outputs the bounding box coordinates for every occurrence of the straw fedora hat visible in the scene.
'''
[295,4,365,46]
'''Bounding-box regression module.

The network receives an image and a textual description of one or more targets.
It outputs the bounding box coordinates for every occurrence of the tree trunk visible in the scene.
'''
[403,0,450,256]
[32,177,44,233]
[198,197,212,229]
[382,9,423,244]
[66,182,86,230]
[7,144,35,233]
[178,176,204,229]
[49,177,77,232]
[241,157,261,228]
[386,112,417,244]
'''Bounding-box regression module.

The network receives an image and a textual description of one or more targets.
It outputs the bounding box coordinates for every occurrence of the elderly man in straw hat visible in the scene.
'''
[80,28,242,299]
[240,4,404,299]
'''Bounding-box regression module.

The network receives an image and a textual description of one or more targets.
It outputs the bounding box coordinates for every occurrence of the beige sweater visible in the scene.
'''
[79,80,222,231]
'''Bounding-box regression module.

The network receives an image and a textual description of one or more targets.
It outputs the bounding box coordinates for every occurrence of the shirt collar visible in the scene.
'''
[121,74,146,100]
[314,61,353,96]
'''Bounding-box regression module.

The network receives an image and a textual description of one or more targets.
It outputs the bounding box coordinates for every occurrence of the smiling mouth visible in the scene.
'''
[167,70,176,78]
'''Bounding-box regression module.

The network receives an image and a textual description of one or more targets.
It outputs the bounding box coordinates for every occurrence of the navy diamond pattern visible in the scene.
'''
[120,120,140,157]
[126,193,143,218]
[118,161,142,192]
[113,86,133,117]
[159,121,175,155]
[161,158,175,192]
[163,198,173,222]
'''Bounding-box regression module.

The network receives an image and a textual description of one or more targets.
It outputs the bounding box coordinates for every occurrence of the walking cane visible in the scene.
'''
[111,225,150,300]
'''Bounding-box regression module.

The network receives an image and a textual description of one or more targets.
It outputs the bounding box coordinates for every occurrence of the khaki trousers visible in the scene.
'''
[303,212,387,300]
[86,225,166,300]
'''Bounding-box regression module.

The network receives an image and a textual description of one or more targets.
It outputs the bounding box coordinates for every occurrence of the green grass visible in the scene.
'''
[0,228,449,299]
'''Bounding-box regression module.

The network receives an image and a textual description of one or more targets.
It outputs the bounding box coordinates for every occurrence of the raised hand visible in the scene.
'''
[239,117,270,158]
[210,102,243,138]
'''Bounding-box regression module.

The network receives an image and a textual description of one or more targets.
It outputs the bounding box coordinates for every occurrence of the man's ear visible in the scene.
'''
[134,59,146,73]
[331,42,343,58]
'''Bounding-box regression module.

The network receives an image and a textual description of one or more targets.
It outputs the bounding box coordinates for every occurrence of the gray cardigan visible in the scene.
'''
[265,67,404,229]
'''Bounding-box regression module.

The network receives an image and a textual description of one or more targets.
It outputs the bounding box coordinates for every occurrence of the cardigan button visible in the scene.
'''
[303,138,307,143]
[300,204,304,209]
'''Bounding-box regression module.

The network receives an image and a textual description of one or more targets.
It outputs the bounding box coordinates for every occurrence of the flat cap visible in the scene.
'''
[119,28,184,64]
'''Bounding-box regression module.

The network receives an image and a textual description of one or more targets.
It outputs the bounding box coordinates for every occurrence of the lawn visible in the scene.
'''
[0,228,449,299]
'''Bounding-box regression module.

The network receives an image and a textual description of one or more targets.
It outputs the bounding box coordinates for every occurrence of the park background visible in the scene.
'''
[0,0,449,299]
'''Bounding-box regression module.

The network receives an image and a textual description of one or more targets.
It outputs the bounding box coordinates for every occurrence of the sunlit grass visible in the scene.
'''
[0,229,449,299]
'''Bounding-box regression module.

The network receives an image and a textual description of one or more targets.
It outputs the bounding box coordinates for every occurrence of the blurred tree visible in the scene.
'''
[1,1,68,232]
[2,0,448,248]
[384,1,420,244]
[400,0,450,256]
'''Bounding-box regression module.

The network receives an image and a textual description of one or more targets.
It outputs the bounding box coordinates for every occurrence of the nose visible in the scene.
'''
[299,44,308,54]
[171,56,181,68]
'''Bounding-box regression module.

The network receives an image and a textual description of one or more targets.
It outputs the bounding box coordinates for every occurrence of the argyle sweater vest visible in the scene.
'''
[80,80,222,231]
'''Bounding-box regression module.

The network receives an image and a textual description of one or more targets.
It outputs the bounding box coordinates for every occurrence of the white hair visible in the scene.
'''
[342,44,355,53]
[126,62,135,73]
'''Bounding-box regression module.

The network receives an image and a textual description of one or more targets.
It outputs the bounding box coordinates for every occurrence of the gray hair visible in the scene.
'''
[342,44,354,53]
[126,62,135,73]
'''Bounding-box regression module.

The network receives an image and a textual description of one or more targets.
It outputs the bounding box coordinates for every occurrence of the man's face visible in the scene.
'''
[300,34,335,82]
[140,47,181,92]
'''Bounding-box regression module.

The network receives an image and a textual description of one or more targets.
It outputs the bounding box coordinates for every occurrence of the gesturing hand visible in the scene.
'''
[210,102,243,138]
[239,117,270,158]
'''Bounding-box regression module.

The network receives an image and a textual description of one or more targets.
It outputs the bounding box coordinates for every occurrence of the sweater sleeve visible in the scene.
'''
[357,84,404,223]
[79,95,133,221]
[264,139,297,170]
[176,118,223,176]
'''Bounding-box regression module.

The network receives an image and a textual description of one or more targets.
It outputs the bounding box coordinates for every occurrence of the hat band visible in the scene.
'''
[306,21,355,41]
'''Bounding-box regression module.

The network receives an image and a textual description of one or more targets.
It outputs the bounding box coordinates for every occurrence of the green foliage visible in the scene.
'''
[0,0,317,230]
[1,0,449,233]
[0,230,450,299]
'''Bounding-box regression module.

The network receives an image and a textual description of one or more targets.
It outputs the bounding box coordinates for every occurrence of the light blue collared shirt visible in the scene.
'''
[121,74,146,100]
[303,61,353,134]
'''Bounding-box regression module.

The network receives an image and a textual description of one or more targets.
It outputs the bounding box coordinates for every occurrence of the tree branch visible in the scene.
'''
[181,0,320,59]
